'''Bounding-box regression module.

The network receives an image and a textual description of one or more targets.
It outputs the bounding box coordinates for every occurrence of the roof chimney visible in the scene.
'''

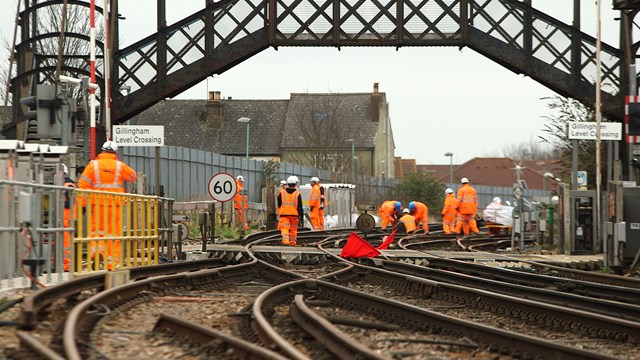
[373,82,379,94]
[208,91,222,101]
[208,91,215,101]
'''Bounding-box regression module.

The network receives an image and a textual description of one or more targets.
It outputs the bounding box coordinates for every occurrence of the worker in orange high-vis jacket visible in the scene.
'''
[441,188,458,234]
[408,201,429,233]
[379,200,402,229]
[309,177,322,230]
[78,141,137,270]
[318,181,326,230]
[234,175,249,230]
[278,176,304,246]
[397,208,417,233]
[455,177,479,235]
[277,180,287,230]
[62,164,75,271]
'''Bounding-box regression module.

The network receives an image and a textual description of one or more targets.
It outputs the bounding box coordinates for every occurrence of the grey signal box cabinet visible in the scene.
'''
[569,190,596,254]
[623,187,640,259]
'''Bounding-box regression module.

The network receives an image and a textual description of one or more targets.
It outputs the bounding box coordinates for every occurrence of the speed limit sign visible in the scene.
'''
[208,172,237,202]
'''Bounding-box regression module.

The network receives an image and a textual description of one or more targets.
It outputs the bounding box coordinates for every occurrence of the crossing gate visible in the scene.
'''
[0,179,174,290]
[74,189,165,272]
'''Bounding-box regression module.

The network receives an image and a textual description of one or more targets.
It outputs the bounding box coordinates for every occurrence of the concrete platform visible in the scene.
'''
[197,244,604,268]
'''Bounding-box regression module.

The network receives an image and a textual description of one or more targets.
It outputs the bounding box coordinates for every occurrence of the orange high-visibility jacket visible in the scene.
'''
[441,194,458,221]
[399,214,417,233]
[78,152,137,199]
[234,180,248,210]
[456,184,478,215]
[379,201,397,216]
[278,188,302,217]
[309,184,321,209]
[412,201,429,225]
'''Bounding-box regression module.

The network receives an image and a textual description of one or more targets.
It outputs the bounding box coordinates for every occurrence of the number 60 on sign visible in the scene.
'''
[208,173,237,202]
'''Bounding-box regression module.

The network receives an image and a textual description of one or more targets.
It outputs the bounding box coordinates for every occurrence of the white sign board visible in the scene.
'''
[567,122,622,140]
[113,125,164,146]
[208,172,237,202]
[577,171,587,186]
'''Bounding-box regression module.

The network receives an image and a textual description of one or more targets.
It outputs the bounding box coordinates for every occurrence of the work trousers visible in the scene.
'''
[63,208,71,271]
[379,212,395,229]
[279,215,299,245]
[319,208,325,230]
[442,216,457,234]
[455,214,479,235]
[310,208,322,230]
[88,204,122,270]
[235,208,249,230]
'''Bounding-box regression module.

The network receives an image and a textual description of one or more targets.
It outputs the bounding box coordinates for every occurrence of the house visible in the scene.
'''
[393,157,417,178]
[131,83,395,178]
[419,157,562,191]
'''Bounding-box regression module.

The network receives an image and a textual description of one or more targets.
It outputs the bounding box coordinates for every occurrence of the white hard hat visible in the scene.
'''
[310,176,320,183]
[279,180,287,186]
[287,175,299,184]
[403,208,410,214]
[62,164,68,175]
[461,177,469,184]
[493,197,502,204]
[236,175,245,182]
[101,141,118,152]
[445,188,454,194]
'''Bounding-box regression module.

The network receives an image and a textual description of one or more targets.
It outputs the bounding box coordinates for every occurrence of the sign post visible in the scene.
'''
[113,125,165,195]
[206,173,237,252]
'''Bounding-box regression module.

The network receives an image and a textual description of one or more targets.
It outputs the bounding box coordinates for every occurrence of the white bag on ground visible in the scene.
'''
[482,199,514,226]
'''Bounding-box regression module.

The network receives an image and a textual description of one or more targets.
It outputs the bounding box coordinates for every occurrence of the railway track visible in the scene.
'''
[4,227,638,359]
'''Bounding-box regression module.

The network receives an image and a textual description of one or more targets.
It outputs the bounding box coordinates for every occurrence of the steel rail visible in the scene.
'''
[20,258,229,328]
[359,257,640,323]
[153,314,289,360]
[425,257,640,305]
[289,294,387,360]
[315,239,640,342]
[252,278,615,360]
[400,233,640,290]
[62,260,299,360]
[16,331,65,360]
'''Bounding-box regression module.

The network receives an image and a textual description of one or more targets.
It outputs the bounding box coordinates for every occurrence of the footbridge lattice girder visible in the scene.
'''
[8,0,628,128]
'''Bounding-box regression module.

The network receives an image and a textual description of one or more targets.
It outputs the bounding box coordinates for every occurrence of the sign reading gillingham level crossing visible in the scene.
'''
[113,125,164,146]
[567,122,622,141]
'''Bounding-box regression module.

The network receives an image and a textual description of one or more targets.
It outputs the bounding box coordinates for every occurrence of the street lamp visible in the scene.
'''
[346,139,355,180]
[237,117,250,162]
[444,152,453,189]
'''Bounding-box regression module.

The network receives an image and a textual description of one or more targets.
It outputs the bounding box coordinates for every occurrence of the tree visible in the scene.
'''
[539,95,607,185]
[393,172,444,212]
[490,136,562,161]
[283,93,353,174]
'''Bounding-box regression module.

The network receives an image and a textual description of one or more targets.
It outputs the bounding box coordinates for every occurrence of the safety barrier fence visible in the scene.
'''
[0,180,174,292]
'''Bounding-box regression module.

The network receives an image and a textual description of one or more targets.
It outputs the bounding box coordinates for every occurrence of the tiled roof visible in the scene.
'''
[449,157,558,190]
[132,93,382,156]
[421,157,561,190]
[393,157,417,178]
[417,164,452,180]
[281,93,380,149]
[131,99,289,156]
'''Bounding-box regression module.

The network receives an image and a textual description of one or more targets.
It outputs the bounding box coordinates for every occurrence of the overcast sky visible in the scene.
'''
[0,1,623,165]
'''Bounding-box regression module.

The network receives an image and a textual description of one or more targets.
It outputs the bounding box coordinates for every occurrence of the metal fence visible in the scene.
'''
[0,179,175,291]
[121,146,397,204]
[121,146,548,212]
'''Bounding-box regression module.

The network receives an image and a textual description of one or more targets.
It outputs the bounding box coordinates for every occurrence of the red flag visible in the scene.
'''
[340,232,381,258]
[376,228,397,250]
